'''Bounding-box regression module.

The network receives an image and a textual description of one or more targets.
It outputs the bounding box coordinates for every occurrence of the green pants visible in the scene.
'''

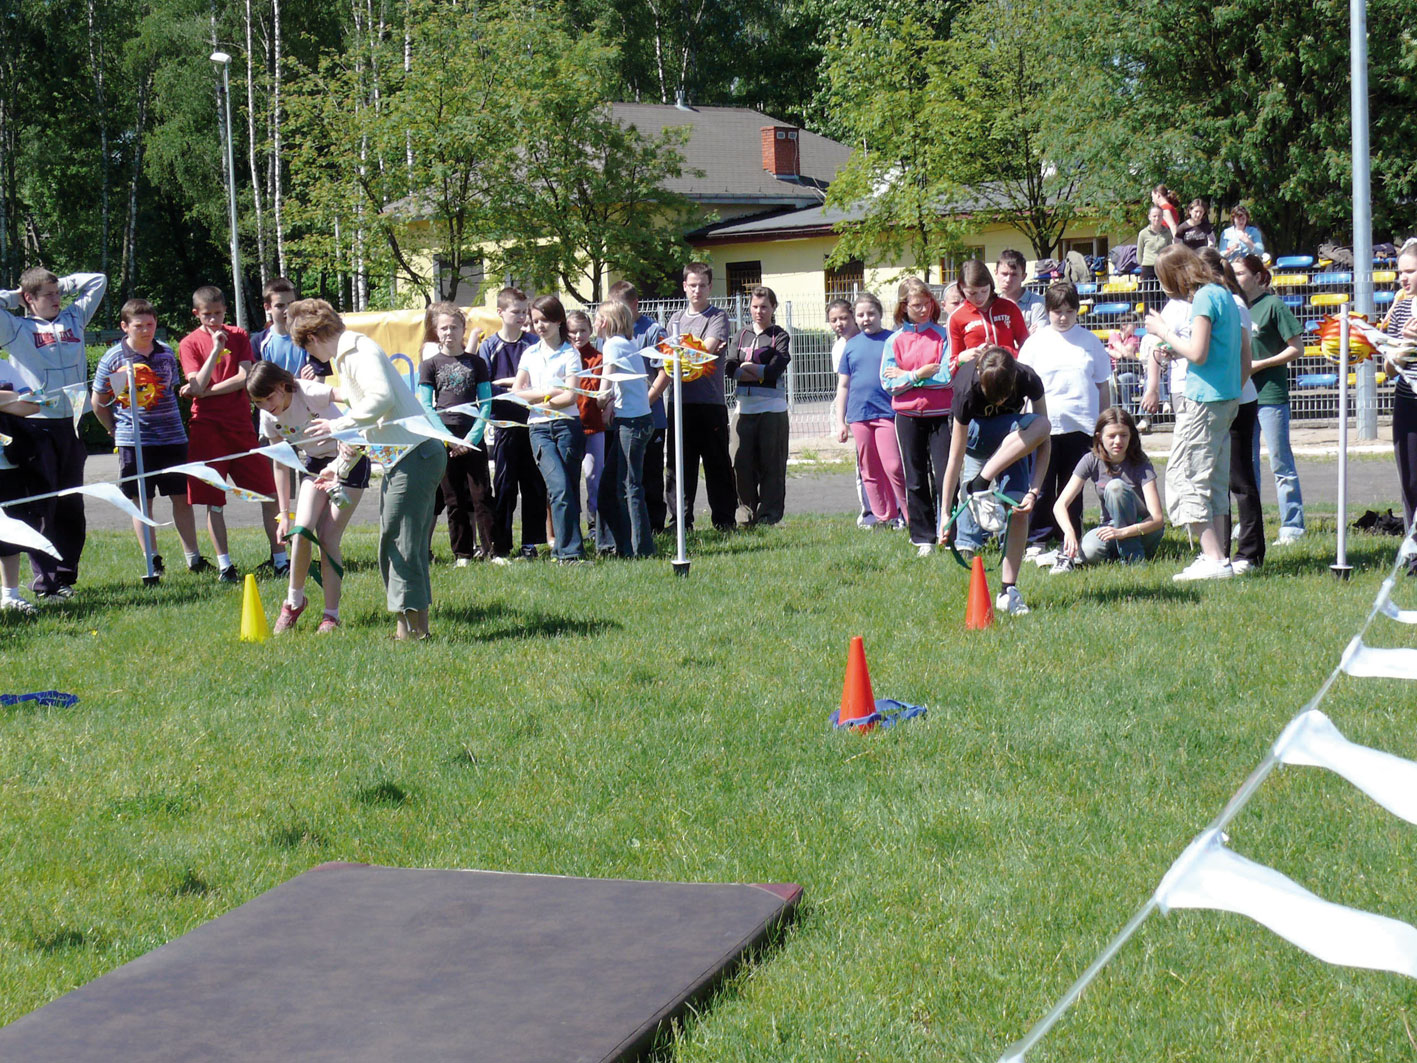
[379,439,448,613]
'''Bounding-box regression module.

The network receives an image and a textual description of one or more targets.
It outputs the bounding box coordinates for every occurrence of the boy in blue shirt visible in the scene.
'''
[92,298,205,580]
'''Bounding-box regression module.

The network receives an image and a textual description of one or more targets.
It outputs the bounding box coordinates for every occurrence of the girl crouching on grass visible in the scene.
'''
[940,345,1052,616]
[1052,407,1164,567]
[247,361,368,633]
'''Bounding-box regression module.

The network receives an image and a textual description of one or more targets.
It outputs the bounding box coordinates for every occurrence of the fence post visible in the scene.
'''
[784,300,796,414]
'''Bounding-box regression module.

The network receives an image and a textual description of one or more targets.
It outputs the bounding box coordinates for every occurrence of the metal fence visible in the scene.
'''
[614,261,1405,441]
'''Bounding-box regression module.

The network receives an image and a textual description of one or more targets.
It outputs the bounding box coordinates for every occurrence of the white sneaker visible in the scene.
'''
[915,543,934,558]
[890,517,907,531]
[1025,544,1044,559]
[995,586,1030,615]
[1049,554,1076,575]
[968,490,1008,533]
[856,514,878,529]
[455,557,471,568]
[1400,537,1417,564]
[1173,556,1234,582]
[1136,416,1151,434]
[1275,528,1305,545]
[1230,558,1254,575]
[1,595,37,616]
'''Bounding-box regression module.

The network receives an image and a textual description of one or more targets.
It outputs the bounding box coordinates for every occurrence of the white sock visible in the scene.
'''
[272,549,288,566]
[324,606,339,620]
[184,551,201,566]
[3,586,21,600]
[217,553,233,570]
[287,587,306,609]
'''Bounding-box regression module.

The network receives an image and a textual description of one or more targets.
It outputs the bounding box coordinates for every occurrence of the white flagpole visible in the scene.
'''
[1334,307,1352,579]
[126,363,160,586]
[672,348,689,578]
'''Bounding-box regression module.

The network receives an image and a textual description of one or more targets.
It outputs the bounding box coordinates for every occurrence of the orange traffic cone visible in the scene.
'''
[965,554,994,630]
[838,635,878,732]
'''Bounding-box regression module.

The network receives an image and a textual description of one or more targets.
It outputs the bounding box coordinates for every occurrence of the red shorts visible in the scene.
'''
[186,418,276,506]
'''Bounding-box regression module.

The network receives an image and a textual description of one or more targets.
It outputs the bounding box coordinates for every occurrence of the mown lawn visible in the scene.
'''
[2,516,1416,1060]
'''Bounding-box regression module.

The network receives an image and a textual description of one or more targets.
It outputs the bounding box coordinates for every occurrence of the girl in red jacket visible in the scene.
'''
[948,259,1029,370]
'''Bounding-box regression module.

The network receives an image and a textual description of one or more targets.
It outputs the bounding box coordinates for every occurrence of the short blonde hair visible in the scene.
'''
[595,300,634,338]
[288,298,344,348]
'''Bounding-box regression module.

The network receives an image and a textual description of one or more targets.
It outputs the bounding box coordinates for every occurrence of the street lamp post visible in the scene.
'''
[210,51,246,330]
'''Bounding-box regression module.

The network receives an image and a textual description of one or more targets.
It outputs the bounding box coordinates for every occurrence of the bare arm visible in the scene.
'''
[833,373,850,443]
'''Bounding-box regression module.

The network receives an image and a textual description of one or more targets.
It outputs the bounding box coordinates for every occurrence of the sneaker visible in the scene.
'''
[1161,401,1173,415]
[1275,528,1305,546]
[1,596,37,616]
[1230,558,1255,575]
[35,585,73,601]
[890,517,907,531]
[1025,544,1044,559]
[254,557,290,579]
[316,614,341,634]
[916,543,934,558]
[967,490,1009,534]
[1049,554,1076,575]
[995,586,1031,616]
[188,556,214,574]
[1172,556,1234,582]
[455,557,472,568]
[490,555,511,566]
[273,600,306,634]
[218,565,241,584]
[1136,416,1151,434]
[1400,536,1417,564]
[518,545,540,561]
[856,514,878,529]
[151,553,166,574]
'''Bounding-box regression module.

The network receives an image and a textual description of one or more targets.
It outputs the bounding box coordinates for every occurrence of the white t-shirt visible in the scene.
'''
[602,335,651,419]
[518,340,582,424]
[1232,293,1257,404]
[1017,324,1112,435]
[259,378,341,459]
[1156,298,1193,395]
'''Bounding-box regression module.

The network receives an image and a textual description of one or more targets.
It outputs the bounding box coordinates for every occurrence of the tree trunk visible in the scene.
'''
[245,0,268,287]
[120,75,151,298]
[272,0,286,275]
[88,0,111,281]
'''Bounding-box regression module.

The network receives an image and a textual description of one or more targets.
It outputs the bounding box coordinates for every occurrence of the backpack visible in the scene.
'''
[1063,251,1091,285]
[1110,244,1138,274]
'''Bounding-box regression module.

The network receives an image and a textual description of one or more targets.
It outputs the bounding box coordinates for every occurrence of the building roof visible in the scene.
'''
[609,103,851,208]
[690,202,865,245]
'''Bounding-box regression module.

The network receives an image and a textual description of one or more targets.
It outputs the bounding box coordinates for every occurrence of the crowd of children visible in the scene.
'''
[1,238,1413,619]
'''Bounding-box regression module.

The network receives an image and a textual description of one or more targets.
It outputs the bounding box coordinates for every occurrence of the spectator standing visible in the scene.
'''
[727,286,791,526]
[996,249,1046,334]
[1218,205,1265,262]
[1176,199,1216,251]
[1137,206,1173,307]
[608,281,668,533]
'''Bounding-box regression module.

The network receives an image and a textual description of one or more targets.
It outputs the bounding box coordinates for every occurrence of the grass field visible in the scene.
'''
[2,515,1417,1060]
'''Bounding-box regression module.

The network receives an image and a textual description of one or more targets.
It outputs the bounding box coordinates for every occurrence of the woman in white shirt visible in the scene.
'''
[506,295,584,562]
[291,298,448,640]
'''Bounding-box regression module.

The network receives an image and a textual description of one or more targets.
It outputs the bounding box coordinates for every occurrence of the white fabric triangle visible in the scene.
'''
[0,507,62,558]
[1156,830,1417,979]
[1340,636,1417,680]
[1274,709,1417,824]
[62,483,165,526]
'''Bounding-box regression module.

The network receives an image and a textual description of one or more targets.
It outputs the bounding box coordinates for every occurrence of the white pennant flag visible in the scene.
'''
[1274,709,1417,825]
[0,507,61,558]
[1340,636,1417,680]
[1156,830,1417,979]
[165,461,233,494]
[255,441,306,472]
[61,381,90,429]
[1376,579,1417,624]
[63,483,165,526]
[393,414,465,447]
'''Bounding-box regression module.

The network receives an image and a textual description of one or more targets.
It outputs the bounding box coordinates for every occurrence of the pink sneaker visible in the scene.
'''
[273,600,306,634]
[316,614,341,634]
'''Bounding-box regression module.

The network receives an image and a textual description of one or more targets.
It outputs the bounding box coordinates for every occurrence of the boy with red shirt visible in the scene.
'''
[178,285,284,582]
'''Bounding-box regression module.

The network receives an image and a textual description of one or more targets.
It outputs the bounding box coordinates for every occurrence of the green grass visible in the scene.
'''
[3,518,1417,1060]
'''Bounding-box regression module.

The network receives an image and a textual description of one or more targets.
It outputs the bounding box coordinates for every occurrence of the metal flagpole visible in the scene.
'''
[671,349,689,577]
[1350,0,1376,439]
[126,363,160,586]
[1333,308,1353,580]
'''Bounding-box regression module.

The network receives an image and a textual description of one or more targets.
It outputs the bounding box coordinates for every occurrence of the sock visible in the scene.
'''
[184,551,201,566]
[217,553,233,570]
[3,586,20,600]
[324,606,339,620]
[286,587,306,609]
[272,549,288,566]
[968,473,991,495]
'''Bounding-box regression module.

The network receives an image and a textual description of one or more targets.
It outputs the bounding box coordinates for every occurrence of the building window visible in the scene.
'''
[726,261,763,296]
[1061,236,1109,259]
[825,259,865,299]
[939,247,985,283]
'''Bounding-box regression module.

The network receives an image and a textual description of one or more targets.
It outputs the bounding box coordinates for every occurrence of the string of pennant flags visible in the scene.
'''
[999,527,1417,1061]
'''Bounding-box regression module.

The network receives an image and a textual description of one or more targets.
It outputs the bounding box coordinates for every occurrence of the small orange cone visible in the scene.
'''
[239,573,270,643]
[838,635,878,732]
[965,555,994,630]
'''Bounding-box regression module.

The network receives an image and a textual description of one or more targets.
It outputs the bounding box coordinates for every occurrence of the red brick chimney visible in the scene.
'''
[760,126,801,178]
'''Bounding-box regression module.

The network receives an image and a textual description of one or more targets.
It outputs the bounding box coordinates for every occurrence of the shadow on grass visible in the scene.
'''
[642,898,810,1063]
[437,601,620,643]
[1072,584,1203,606]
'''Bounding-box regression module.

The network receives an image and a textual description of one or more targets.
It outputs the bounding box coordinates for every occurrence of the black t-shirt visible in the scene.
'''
[951,359,1045,423]
[419,351,490,435]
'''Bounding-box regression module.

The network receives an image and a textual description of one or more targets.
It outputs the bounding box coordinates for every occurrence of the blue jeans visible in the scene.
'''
[529,419,585,559]
[1252,402,1304,533]
[955,413,1037,550]
[600,414,656,557]
[1081,478,1163,564]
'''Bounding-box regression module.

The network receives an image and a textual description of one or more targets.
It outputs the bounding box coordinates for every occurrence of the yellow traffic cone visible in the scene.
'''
[239,573,270,643]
